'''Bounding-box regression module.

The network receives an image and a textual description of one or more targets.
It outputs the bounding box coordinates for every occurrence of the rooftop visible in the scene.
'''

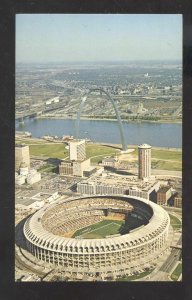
[20,162,28,168]
[15,189,57,206]
[102,158,116,162]
[79,174,158,191]
[60,160,73,165]
[138,144,151,149]
[69,139,85,145]
[157,186,171,193]
[15,143,28,148]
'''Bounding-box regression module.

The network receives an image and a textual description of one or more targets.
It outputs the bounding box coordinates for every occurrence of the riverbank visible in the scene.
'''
[36,115,182,124]
[99,142,182,151]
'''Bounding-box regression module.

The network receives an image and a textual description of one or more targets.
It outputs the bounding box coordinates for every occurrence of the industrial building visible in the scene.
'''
[138,144,151,179]
[69,140,86,161]
[15,144,30,171]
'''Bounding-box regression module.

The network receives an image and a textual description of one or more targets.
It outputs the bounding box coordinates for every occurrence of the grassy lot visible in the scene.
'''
[15,138,50,145]
[28,142,116,162]
[72,219,124,239]
[38,164,57,173]
[130,148,181,161]
[125,148,182,171]
[151,149,182,160]
[151,160,182,171]
[90,154,114,164]
[170,263,182,281]
[20,140,181,171]
[29,144,68,159]
[116,269,154,281]
[169,213,182,230]
[86,144,117,157]
[86,144,118,163]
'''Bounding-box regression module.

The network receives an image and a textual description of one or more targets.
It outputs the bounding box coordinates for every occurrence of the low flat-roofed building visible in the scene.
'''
[15,174,26,185]
[157,186,172,205]
[15,190,59,210]
[27,171,41,185]
[16,197,44,210]
[31,191,59,204]
[83,166,97,177]
[77,174,160,200]
[102,157,117,167]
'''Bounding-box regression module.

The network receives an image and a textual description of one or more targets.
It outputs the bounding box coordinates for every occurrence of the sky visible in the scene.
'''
[16,14,182,63]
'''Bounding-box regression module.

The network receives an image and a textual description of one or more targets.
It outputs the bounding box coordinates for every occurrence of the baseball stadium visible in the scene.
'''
[23,195,170,280]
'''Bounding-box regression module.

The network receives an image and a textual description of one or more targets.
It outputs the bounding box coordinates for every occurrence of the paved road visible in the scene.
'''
[128,168,182,177]
[15,250,45,278]
[159,248,181,273]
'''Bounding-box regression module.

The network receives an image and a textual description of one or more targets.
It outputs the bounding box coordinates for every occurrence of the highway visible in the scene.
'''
[159,248,181,273]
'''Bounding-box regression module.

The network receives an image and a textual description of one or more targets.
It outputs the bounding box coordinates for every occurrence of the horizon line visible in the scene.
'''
[16,59,182,64]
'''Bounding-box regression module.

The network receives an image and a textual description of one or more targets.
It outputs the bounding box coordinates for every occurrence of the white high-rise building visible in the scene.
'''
[138,144,151,179]
[69,140,86,161]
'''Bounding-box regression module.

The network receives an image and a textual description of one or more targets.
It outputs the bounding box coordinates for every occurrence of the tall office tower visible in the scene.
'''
[15,144,30,171]
[69,140,86,161]
[138,144,151,179]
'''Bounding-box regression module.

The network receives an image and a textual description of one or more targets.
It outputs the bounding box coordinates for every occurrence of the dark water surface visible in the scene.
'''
[16,118,182,148]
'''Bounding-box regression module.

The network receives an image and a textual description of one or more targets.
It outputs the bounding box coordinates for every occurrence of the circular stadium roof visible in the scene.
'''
[24,195,169,252]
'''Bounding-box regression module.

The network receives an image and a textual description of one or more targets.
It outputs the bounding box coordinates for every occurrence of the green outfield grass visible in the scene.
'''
[170,263,182,281]
[72,219,124,239]
[169,214,182,230]
[29,144,68,159]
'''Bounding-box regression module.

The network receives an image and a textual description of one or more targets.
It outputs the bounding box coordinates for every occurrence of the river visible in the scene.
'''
[16,118,182,148]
